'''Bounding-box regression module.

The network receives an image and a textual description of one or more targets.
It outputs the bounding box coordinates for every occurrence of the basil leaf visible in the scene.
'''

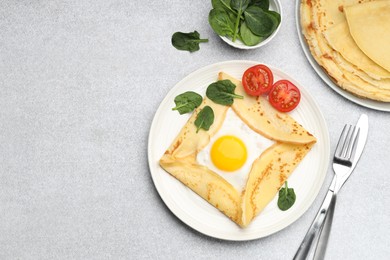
[266,10,281,24]
[209,9,236,38]
[171,31,208,52]
[212,0,245,20]
[250,0,269,10]
[206,80,243,105]
[212,0,232,12]
[277,182,296,211]
[244,6,278,37]
[230,0,251,41]
[194,106,214,133]
[230,0,250,12]
[172,91,203,114]
[240,21,263,46]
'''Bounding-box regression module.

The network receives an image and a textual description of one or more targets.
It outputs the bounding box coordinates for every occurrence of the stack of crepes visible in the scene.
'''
[301,0,390,101]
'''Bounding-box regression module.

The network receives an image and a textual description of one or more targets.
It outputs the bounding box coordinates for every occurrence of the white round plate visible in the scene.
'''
[148,60,330,241]
[295,0,390,112]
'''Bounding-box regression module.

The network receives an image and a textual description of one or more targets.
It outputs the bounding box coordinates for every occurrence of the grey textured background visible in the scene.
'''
[1,0,389,259]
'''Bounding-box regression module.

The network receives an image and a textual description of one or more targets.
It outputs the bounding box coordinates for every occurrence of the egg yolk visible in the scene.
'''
[210,135,247,172]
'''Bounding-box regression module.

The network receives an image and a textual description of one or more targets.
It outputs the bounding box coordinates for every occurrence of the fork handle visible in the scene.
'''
[293,190,336,260]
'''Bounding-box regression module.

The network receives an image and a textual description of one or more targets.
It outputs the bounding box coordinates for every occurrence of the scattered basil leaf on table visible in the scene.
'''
[240,21,263,46]
[244,6,278,37]
[194,106,214,133]
[206,80,243,105]
[208,9,236,38]
[172,91,203,114]
[171,31,208,52]
[277,181,296,211]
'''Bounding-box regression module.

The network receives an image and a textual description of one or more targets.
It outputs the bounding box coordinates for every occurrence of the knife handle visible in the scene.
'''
[313,195,337,260]
[293,190,336,260]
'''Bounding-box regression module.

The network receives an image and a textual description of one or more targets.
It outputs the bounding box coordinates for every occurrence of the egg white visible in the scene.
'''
[197,109,274,192]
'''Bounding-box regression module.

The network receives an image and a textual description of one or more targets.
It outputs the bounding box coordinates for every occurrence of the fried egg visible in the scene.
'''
[210,135,247,172]
[197,109,274,192]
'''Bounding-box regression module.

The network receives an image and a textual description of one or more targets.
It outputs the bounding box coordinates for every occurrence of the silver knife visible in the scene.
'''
[294,114,369,260]
[313,114,369,260]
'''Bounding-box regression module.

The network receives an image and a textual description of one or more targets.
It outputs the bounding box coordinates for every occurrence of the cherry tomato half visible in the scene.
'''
[268,80,301,112]
[242,64,274,96]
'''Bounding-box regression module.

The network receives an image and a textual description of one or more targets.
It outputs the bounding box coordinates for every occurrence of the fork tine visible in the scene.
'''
[341,125,355,158]
[345,127,359,159]
[334,124,350,158]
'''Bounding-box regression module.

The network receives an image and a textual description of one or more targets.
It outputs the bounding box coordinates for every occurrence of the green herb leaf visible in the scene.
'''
[172,91,203,114]
[230,0,250,12]
[212,0,245,20]
[240,21,263,46]
[212,0,233,13]
[194,106,214,133]
[244,6,278,37]
[209,9,236,38]
[266,10,281,24]
[208,0,280,46]
[250,0,269,10]
[230,0,251,41]
[277,181,296,211]
[206,80,243,105]
[171,31,208,52]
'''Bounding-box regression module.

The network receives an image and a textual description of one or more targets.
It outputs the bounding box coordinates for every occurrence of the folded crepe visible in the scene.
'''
[160,72,316,227]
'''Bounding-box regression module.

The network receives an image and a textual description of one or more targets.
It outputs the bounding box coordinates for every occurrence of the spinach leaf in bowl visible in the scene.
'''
[212,0,233,13]
[208,0,280,47]
[267,10,281,24]
[209,9,236,38]
[230,0,251,41]
[244,6,278,37]
[240,21,263,46]
[250,0,269,10]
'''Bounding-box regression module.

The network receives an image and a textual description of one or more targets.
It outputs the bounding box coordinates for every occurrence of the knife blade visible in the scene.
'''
[313,114,369,260]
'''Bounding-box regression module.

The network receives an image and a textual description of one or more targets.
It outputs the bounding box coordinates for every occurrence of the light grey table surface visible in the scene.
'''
[1,0,389,259]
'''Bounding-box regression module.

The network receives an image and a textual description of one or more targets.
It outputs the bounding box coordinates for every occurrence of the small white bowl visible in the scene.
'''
[220,0,282,50]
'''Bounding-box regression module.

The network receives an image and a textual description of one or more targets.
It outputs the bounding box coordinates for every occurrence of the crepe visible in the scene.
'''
[300,0,390,102]
[345,1,390,72]
[225,72,316,144]
[160,72,316,227]
[323,20,390,80]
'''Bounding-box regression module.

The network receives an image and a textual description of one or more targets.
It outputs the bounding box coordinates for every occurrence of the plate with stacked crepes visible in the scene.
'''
[296,0,390,112]
[148,60,330,240]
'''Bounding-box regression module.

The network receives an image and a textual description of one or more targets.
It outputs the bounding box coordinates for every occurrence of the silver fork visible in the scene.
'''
[294,114,369,260]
